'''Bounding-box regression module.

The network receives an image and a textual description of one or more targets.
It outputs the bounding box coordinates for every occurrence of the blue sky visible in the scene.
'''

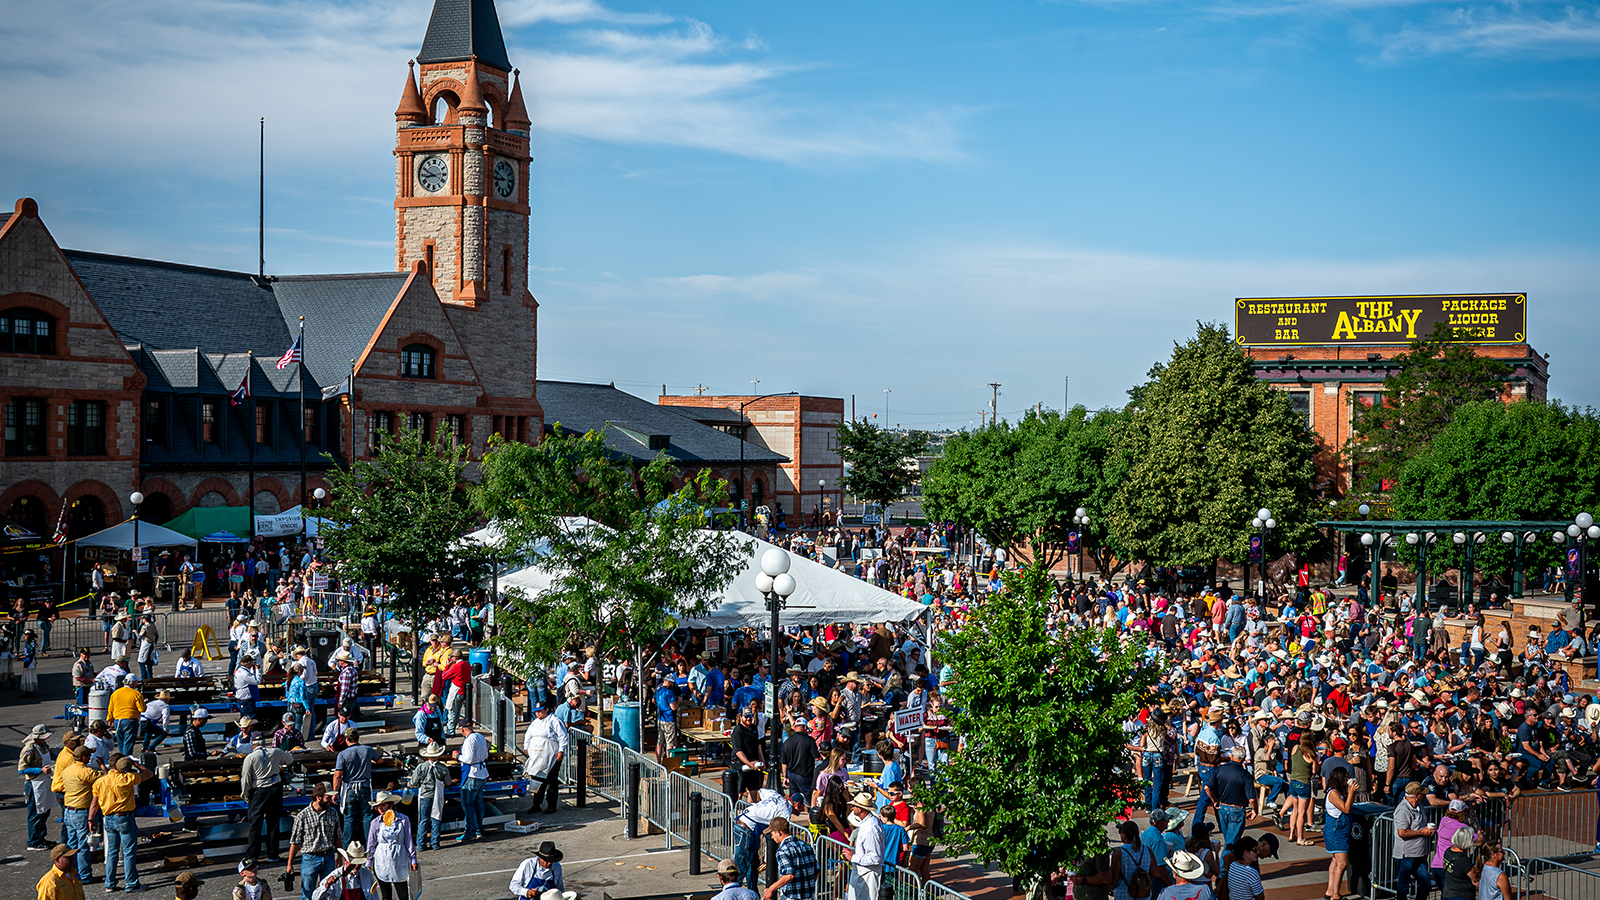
[4,0,1599,425]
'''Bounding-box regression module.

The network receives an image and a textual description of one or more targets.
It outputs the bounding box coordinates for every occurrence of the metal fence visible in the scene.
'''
[1527,858,1600,900]
[469,675,518,754]
[1505,789,1600,861]
[564,727,627,805]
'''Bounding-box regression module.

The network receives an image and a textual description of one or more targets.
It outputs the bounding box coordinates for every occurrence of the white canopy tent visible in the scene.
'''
[76,519,198,549]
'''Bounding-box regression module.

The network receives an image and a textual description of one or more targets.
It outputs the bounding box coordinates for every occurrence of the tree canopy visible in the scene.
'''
[922,406,1128,569]
[920,560,1156,891]
[475,427,745,678]
[1348,321,1513,490]
[1107,322,1320,571]
[318,426,488,626]
[836,418,929,514]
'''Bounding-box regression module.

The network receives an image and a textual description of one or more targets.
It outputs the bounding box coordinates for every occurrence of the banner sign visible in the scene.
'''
[1248,534,1263,563]
[1235,293,1526,347]
[1066,532,1080,553]
[894,707,924,734]
[1567,548,1581,578]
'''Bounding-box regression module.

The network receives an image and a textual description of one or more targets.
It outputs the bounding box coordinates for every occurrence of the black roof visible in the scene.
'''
[672,405,747,425]
[537,380,787,466]
[275,273,410,387]
[417,0,512,71]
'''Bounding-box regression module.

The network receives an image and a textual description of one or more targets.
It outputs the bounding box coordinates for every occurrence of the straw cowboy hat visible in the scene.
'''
[420,742,447,758]
[333,649,354,662]
[1169,851,1206,882]
[849,790,877,810]
[368,791,403,807]
[339,841,368,865]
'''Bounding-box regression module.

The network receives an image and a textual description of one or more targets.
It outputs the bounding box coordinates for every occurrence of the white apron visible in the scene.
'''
[523,720,559,780]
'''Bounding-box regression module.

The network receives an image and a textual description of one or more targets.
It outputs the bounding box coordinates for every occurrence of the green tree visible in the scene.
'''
[1107,322,1320,575]
[318,426,489,626]
[920,560,1156,894]
[475,428,745,726]
[1348,321,1513,489]
[1389,399,1600,575]
[922,406,1129,570]
[836,418,929,519]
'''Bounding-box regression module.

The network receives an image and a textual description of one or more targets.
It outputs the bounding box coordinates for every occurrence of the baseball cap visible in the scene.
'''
[717,858,740,875]
[1448,799,1469,812]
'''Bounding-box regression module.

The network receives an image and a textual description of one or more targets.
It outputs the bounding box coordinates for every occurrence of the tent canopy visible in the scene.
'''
[77,519,198,549]
[489,530,925,629]
[202,531,249,543]
[165,506,251,540]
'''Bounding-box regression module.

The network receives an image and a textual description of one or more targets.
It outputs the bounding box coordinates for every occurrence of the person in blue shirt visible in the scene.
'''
[655,675,680,759]
[877,804,909,872]
[705,665,726,711]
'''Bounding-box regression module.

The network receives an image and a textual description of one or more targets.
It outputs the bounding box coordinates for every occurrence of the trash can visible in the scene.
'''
[613,701,641,752]
[304,629,342,671]
[722,765,742,800]
[468,647,492,677]
[1347,801,1392,897]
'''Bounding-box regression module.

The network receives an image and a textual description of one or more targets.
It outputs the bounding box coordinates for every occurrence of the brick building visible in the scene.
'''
[657,394,845,525]
[1237,293,1548,493]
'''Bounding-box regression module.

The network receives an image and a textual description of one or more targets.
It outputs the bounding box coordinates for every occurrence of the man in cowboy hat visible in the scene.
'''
[18,723,55,851]
[288,782,340,899]
[315,842,375,899]
[333,648,362,721]
[510,841,566,897]
[408,745,451,852]
[839,672,865,763]
[1191,708,1224,836]
[35,844,83,900]
[242,726,295,861]
[846,789,886,900]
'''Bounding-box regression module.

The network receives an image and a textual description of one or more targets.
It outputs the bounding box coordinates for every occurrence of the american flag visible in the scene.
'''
[229,371,250,407]
[51,501,68,545]
[275,334,302,370]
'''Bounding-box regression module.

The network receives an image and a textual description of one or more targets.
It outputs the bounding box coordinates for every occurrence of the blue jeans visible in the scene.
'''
[300,850,337,900]
[1218,804,1247,851]
[1396,856,1435,900]
[342,782,373,846]
[104,811,140,890]
[115,717,137,756]
[64,808,93,883]
[417,796,443,849]
[461,776,485,839]
[1192,764,1215,833]
[139,660,153,680]
[1142,753,1165,812]
[1256,774,1287,806]
[734,823,760,888]
[924,737,948,770]
[25,785,47,846]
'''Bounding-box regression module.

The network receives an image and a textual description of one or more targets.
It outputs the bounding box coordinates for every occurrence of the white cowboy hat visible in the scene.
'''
[333,649,354,662]
[368,791,403,807]
[340,841,368,865]
[540,892,579,900]
[419,741,447,758]
[1169,850,1206,882]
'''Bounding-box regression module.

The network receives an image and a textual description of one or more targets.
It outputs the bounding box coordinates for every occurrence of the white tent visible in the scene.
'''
[490,531,926,628]
[76,519,198,549]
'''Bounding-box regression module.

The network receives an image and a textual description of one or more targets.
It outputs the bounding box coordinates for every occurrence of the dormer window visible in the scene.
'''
[0,309,55,354]
[401,344,436,379]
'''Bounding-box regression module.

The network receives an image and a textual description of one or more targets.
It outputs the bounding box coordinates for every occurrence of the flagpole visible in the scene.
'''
[247,350,256,542]
[349,357,356,468]
[298,315,307,537]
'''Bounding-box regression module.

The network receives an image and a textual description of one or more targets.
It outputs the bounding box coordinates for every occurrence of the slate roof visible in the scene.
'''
[537,380,787,466]
[274,273,410,387]
[670,405,747,425]
[416,0,512,71]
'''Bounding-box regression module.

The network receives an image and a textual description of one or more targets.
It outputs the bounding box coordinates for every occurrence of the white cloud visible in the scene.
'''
[499,0,671,25]
[1373,5,1600,60]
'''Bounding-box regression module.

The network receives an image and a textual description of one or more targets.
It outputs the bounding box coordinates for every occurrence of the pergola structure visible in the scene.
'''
[1316,519,1573,603]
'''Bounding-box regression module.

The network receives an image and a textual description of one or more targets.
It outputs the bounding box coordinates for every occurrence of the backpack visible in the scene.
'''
[1120,846,1153,899]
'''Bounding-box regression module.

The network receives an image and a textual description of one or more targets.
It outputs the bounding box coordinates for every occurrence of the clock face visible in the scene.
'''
[418,155,448,193]
[493,159,516,199]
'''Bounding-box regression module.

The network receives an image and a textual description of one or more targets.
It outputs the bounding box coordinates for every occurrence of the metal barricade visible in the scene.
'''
[665,770,738,862]
[634,751,673,847]
[1368,810,1398,899]
[469,676,517,754]
[1527,858,1600,900]
[567,727,628,806]
[924,879,977,900]
[814,834,852,900]
[1504,789,1600,861]
[882,860,925,900]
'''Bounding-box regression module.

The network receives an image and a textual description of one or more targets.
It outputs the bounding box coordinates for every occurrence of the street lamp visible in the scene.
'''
[1072,507,1090,580]
[1250,508,1275,599]
[1555,512,1598,606]
[817,478,826,530]
[129,491,144,593]
[757,547,797,790]
[1406,532,1440,607]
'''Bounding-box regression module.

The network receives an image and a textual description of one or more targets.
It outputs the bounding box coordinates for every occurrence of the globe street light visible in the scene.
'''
[817,478,826,530]
[1250,508,1275,599]
[129,491,144,592]
[1072,507,1090,579]
[1556,512,1597,606]
[760,546,797,789]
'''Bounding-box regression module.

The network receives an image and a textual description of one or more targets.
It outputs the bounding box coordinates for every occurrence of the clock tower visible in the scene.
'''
[395,0,541,416]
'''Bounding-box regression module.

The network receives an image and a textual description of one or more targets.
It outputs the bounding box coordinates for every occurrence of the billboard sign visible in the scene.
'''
[1235,293,1526,347]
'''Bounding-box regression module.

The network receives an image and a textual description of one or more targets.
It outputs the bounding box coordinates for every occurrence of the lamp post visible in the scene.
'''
[1072,507,1089,580]
[1501,530,1538,599]
[1250,507,1275,599]
[1453,531,1486,611]
[737,391,799,529]
[817,478,826,530]
[1553,513,1598,608]
[129,491,144,594]
[1361,530,1391,604]
[757,547,797,790]
[1405,532,1438,607]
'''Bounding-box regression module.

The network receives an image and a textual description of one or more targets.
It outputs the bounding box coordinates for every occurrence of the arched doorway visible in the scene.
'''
[140,493,174,525]
[6,496,47,536]
[66,496,105,540]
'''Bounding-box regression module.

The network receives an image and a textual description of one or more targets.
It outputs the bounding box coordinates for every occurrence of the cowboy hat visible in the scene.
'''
[369,791,403,807]
[115,611,131,620]
[849,790,877,810]
[50,844,77,861]
[30,723,52,737]
[340,841,368,865]
[1168,850,1206,882]
[1206,710,1224,723]
[540,892,579,900]
[809,697,829,711]
[535,841,564,862]
[1164,808,1188,831]
[333,649,354,662]
[420,741,447,758]
[1222,666,1242,680]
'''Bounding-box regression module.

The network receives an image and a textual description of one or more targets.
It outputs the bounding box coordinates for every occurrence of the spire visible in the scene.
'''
[416,0,512,73]
[395,61,428,124]
[504,69,530,133]
[457,65,487,116]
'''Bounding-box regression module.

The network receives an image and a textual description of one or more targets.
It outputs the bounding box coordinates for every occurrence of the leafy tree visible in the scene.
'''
[836,418,930,519]
[920,560,1156,895]
[318,426,489,626]
[1389,399,1600,576]
[1348,321,1513,488]
[475,428,745,736]
[1107,322,1320,577]
[922,406,1129,570]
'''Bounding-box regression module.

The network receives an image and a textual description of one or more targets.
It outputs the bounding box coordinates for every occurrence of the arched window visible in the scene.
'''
[66,496,105,540]
[6,497,47,535]
[195,491,227,508]
[140,493,173,525]
[433,92,459,126]
[401,344,436,379]
[1,308,55,354]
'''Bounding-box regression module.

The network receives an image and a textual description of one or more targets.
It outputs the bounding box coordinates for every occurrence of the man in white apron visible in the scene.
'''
[522,700,568,814]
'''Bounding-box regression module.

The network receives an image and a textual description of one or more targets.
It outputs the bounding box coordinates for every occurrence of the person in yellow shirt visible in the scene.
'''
[423,633,452,695]
[49,734,81,846]
[109,675,146,757]
[89,755,152,893]
[36,843,85,900]
[58,748,99,886]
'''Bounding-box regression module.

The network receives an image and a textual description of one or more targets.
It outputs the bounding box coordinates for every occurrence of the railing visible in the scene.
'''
[469,675,518,754]
[1504,789,1600,861]
[1526,858,1600,900]
[814,834,852,900]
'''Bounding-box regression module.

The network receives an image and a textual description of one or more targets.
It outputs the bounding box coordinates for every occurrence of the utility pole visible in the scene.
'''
[989,382,1001,424]
[883,388,891,422]
[1065,375,1069,411]
[979,410,987,429]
